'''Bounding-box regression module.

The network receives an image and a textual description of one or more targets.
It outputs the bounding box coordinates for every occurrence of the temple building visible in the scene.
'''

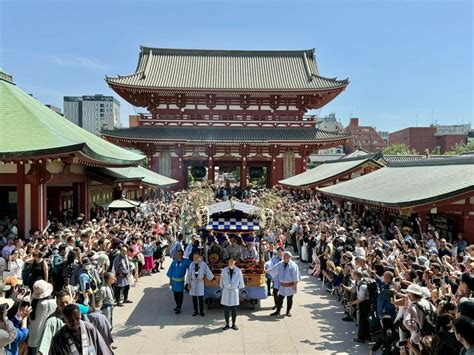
[103,47,350,189]
[0,71,176,237]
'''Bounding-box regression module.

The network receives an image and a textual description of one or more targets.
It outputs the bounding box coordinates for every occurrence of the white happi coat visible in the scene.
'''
[186,260,214,296]
[267,260,301,297]
[220,266,245,307]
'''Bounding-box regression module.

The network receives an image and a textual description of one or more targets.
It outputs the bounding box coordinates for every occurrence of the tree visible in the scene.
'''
[444,140,474,155]
[382,143,417,155]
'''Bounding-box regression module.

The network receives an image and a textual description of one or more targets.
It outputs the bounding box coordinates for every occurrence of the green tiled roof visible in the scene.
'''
[0,76,144,166]
[106,47,349,91]
[280,155,382,188]
[102,126,348,143]
[105,166,177,187]
[318,157,474,208]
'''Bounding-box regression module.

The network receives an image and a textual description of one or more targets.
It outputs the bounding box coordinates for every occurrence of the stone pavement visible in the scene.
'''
[112,258,369,355]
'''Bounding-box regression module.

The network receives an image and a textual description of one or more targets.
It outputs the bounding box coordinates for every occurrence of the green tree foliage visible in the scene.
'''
[382,143,417,155]
[443,140,474,155]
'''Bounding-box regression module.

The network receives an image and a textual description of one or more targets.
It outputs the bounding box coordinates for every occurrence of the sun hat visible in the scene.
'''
[32,280,53,299]
[421,287,431,299]
[406,284,423,296]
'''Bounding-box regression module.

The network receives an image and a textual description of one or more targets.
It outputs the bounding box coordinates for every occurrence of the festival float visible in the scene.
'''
[197,200,274,308]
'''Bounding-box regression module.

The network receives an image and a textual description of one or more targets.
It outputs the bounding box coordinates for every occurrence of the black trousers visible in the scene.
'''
[224,306,237,325]
[290,234,298,253]
[266,278,272,295]
[273,288,279,307]
[192,295,204,313]
[276,294,293,314]
[174,291,184,309]
[114,285,130,304]
[358,300,371,341]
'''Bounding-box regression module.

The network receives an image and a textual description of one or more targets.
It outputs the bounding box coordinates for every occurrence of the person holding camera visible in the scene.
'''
[5,298,32,355]
[0,298,17,354]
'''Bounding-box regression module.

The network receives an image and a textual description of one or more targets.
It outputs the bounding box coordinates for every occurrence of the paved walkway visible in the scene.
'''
[112,258,369,355]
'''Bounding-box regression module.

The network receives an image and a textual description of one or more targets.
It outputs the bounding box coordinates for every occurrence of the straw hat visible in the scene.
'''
[32,280,53,299]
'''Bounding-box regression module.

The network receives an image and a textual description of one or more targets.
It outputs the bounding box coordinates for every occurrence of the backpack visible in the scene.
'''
[362,278,379,302]
[415,302,436,337]
[83,270,99,294]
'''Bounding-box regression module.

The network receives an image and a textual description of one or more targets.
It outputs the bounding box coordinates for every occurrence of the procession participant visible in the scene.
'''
[37,290,90,355]
[169,234,184,260]
[184,236,200,260]
[267,251,301,317]
[222,236,242,261]
[49,304,112,355]
[112,246,132,307]
[166,250,191,314]
[242,241,259,261]
[220,257,245,331]
[266,247,283,308]
[185,253,214,317]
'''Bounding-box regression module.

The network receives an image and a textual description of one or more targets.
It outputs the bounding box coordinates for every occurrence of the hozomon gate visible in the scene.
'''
[103,47,350,189]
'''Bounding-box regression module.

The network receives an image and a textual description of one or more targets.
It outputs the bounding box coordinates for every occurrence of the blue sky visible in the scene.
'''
[1,0,472,132]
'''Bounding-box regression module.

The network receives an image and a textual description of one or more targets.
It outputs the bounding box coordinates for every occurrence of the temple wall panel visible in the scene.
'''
[0,163,17,174]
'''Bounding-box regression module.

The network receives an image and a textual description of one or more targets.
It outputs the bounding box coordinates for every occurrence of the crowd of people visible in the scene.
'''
[283,193,473,355]
[0,185,471,355]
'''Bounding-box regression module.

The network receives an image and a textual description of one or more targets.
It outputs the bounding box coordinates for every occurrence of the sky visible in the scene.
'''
[0,0,472,132]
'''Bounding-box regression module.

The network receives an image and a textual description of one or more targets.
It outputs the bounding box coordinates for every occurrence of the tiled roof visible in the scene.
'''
[318,156,474,208]
[104,166,178,187]
[280,155,382,188]
[106,47,349,91]
[102,126,348,143]
[0,75,144,166]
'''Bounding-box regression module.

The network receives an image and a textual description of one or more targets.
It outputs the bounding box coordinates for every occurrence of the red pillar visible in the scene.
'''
[208,157,215,185]
[16,164,25,238]
[151,155,159,172]
[72,182,80,217]
[240,158,247,190]
[78,180,90,220]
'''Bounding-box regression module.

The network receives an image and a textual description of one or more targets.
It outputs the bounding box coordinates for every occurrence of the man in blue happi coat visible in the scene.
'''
[166,249,191,314]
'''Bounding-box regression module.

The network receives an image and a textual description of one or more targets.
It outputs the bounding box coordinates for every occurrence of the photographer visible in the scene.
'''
[0,298,17,353]
[5,298,32,355]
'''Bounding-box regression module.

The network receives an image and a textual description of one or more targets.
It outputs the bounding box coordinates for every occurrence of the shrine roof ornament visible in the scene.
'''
[106,46,349,91]
[0,72,144,166]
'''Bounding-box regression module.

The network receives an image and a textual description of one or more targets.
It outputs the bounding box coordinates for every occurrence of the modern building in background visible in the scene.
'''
[389,124,470,154]
[389,127,437,153]
[63,95,121,135]
[343,117,386,153]
[377,131,389,144]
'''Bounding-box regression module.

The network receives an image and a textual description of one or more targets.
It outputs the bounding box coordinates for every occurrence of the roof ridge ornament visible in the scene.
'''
[302,52,313,82]
[141,49,153,80]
